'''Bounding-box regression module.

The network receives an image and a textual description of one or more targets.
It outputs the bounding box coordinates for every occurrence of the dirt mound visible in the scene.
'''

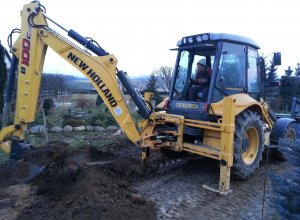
[1,139,299,219]
[15,141,156,220]
[0,141,69,188]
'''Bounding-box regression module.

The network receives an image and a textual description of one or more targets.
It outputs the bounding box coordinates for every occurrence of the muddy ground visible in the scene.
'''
[0,138,299,220]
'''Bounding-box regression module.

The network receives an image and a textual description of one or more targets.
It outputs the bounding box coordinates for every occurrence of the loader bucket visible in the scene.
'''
[9,138,46,183]
[12,162,46,183]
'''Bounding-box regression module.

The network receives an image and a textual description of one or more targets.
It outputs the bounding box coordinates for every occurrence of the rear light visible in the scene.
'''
[202,103,208,111]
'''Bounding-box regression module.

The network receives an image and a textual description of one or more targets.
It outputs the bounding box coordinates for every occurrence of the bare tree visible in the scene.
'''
[41,74,66,96]
[153,66,173,93]
[76,94,92,110]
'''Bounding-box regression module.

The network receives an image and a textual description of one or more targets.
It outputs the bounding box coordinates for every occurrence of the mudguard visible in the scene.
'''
[270,118,295,144]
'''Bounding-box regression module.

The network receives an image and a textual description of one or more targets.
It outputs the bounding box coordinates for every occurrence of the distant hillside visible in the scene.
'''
[53,74,150,91]
[130,75,150,80]
[67,79,94,91]
[130,75,149,91]
[42,73,170,93]
[44,73,80,81]
[43,73,91,91]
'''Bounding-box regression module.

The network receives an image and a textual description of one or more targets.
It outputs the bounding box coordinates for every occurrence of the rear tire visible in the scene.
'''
[232,111,264,179]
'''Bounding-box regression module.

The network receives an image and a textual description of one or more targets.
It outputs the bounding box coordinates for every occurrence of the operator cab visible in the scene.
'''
[167,33,261,121]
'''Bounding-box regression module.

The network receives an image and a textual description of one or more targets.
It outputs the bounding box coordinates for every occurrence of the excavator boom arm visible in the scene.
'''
[0,2,144,153]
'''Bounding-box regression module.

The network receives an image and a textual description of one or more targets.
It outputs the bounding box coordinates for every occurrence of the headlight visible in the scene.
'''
[202,34,210,41]
[188,37,193,43]
[183,37,187,44]
[196,35,202,42]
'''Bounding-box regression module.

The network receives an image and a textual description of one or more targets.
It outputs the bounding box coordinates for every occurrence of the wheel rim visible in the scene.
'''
[286,130,295,141]
[242,126,259,165]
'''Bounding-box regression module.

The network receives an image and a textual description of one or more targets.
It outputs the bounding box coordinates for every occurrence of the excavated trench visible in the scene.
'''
[0,138,299,220]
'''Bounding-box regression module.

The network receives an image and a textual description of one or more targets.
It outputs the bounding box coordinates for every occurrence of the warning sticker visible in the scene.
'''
[114,107,123,116]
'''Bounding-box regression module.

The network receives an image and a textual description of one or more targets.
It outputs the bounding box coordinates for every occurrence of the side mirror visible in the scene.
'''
[273,52,281,66]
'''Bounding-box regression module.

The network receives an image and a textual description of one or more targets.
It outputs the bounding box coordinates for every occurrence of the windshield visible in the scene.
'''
[171,48,216,101]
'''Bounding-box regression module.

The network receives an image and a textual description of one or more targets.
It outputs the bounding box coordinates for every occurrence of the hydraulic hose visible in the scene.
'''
[68,29,151,119]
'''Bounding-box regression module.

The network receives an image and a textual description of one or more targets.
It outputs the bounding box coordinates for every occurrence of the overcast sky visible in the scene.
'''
[1,0,300,77]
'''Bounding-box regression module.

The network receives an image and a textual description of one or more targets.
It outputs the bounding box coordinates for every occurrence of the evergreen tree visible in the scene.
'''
[145,73,159,93]
[295,63,300,77]
[279,76,300,111]
[145,73,162,104]
[284,66,293,77]
[266,60,278,82]
[0,44,8,115]
[96,95,104,106]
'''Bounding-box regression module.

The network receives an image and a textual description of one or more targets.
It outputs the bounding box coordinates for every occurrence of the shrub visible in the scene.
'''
[63,113,73,120]
[63,118,85,127]
[76,96,92,110]
[96,95,104,106]
[86,110,117,127]
[43,98,55,116]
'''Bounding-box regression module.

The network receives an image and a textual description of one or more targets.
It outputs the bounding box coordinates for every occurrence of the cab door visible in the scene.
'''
[213,42,246,102]
[247,47,260,100]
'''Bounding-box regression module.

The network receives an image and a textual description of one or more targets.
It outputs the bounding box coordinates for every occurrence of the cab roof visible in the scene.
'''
[178,33,260,49]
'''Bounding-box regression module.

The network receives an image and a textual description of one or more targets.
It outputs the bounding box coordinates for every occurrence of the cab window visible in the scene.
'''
[171,46,217,101]
[247,47,260,96]
[173,51,189,98]
[213,42,246,102]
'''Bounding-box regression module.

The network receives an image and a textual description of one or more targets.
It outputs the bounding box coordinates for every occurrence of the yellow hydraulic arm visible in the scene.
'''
[0,2,148,154]
[0,1,243,195]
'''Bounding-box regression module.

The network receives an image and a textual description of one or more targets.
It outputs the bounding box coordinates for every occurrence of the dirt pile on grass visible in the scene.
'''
[0,141,156,220]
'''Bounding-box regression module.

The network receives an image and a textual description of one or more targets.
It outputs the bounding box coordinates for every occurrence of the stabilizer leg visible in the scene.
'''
[141,147,150,171]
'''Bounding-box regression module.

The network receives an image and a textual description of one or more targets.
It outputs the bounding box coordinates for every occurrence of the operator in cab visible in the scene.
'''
[189,59,211,101]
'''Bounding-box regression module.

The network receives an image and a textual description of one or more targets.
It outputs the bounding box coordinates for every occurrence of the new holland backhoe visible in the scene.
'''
[0,1,297,194]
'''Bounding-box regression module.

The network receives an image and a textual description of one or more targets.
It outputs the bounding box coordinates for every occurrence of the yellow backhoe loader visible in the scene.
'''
[0,1,297,194]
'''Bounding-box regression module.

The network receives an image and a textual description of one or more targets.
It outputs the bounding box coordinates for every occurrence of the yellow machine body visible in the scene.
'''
[0,2,280,194]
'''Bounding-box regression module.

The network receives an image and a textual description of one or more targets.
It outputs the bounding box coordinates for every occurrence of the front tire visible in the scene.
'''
[232,111,264,179]
[283,123,296,141]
